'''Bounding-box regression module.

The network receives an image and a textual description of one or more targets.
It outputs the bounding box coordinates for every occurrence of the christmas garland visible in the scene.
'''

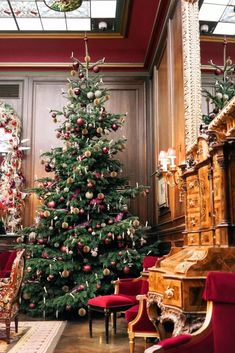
[0,101,26,234]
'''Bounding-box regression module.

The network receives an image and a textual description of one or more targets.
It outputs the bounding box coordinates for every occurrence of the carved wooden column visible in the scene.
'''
[181,0,202,152]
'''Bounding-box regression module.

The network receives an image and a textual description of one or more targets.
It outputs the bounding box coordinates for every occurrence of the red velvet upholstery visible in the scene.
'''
[88,294,138,308]
[0,251,17,278]
[145,271,235,353]
[0,249,25,343]
[143,256,159,271]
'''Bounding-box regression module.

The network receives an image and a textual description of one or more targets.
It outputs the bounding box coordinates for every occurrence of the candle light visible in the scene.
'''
[158,150,168,172]
[167,148,176,169]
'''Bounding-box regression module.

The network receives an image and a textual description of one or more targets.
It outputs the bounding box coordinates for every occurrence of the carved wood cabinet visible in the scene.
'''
[147,97,235,339]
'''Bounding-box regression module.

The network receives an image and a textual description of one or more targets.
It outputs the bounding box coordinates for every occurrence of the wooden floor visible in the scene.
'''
[53,315,154,353]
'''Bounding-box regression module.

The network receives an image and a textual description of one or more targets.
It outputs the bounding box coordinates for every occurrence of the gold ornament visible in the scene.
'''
[96,127,103,134]
[78,307,86,317]
[84,150,92,158]
[83,245,90,253]
[61,270,70,278]
[22,292,31,300]
[82,128,88,135]
[62,222,69,229]
[43,210,50,218]
[97,193,105,200]
[67,176,74,184]
[103,268,110,276]
[132,219,140,228]
[110,171,117,177]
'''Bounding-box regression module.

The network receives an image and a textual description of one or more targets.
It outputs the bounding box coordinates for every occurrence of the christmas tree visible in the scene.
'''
[202,38,235,125]
[19,37,151,318]
[0,102,27,234]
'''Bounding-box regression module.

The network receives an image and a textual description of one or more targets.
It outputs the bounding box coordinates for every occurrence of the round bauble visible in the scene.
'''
[102,146,109,154]
[104,238,111,245]
[78,308,86,317]
[67,177,74,184]
[45,164,52,172]
[111,123,118,131]
[97,193,105,200]
[79,72,84,79]
[16,236,24,244]
[91,250,98,257]
[43,210,50,218]
[79,208,85,214]
[87,91,95,100]
[27,266,32,273]
[132,219,140,228]
[62,222,69,229]
[93,65,100,73]
[123,266,131,274]
[66,304,72,311]
[94,90,102,98]
[83,245,90,253]
[85,191,93,199]
[110,261,116,267]
[61,270,70,278]
[83,264,92,272]
[47,201,56,208]
[96,127,103,134]
[60,245,68,253]
[103,268,110,276]
[28,303,36,309]
[84,150,92,158]
[110,171,118,177]
[74,88,81,96]
[82,128,88,135]
[76,117,85,126]
[62,285,69,292]
[214,68,222,75]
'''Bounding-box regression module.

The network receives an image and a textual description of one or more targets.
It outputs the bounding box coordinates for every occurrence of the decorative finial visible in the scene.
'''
[71,34,105,78]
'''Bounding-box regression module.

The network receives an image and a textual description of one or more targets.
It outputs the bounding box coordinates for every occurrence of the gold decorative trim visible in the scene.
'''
[181,0,202,153]
[0,62,144,68]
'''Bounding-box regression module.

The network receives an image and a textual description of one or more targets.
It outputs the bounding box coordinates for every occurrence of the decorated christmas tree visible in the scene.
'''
[202,37,235,125]
[0,102,27,234]
[19,37,151,318]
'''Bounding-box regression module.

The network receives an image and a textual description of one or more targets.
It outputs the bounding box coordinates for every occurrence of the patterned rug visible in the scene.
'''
[0,321,66,353]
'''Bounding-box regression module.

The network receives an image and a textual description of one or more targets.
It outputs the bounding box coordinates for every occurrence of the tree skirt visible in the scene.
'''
[0,321,66,353]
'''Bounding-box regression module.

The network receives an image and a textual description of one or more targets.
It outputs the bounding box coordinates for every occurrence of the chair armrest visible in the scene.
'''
[113,277,143,295]
[144,335,192,353]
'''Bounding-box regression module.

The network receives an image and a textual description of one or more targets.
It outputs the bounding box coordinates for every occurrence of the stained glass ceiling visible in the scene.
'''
[0,0,126,34]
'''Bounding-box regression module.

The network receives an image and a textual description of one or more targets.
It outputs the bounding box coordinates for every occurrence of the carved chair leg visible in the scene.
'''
[104,310,110,344]
[5,319,10,344]
[129,334,135,353]
[88,307,93,338]
[113,312,117,334]
[15,315,18,333]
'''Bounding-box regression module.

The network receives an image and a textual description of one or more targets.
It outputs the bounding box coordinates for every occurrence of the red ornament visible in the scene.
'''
[74,88,81,96]
[79,72,84,79]
[76,117,85,126]
[123,266,131,274]
[104,238,111,245]
[215,68,222,75]
[111,123,118,131]
[93,66,100,73]
[29,303,36,309]
[102,146,109,154]
[45,164,52,172]
[51,112,57,118]
[83,264,92,272]
[47,201,56,208]
[110,261,116,267]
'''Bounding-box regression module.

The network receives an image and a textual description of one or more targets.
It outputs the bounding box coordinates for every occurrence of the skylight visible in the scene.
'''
[199,0,235,36]
[0,0,126,35]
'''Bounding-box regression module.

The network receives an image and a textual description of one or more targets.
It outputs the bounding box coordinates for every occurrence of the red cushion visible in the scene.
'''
[0,251,17,278]
[118,279,143,296]
[143,256,159,271]
[125,304,139,322]
[159,334,192,349]
[88,294,137,308]
[203,271,235,303]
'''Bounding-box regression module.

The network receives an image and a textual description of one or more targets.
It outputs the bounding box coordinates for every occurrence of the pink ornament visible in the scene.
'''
[47,201,56,208]
[102,146,109,154]
[77,118,85,126]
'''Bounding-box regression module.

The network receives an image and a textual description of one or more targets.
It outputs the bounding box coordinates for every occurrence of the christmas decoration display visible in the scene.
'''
[19,37,151,318]
[202,37,235,125]
[0,102,28,234]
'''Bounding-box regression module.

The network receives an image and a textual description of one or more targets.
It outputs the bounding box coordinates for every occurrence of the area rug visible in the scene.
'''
[0,321,66,353]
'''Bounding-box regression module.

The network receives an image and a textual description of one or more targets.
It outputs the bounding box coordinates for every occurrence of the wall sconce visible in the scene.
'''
[153,147,187,201]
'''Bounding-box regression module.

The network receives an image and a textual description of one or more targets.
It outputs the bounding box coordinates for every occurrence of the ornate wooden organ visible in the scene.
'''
[148,97,235,339]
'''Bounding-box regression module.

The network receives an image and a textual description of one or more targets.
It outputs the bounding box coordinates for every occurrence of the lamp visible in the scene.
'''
[44,0,83,12]
[153,147,186,201]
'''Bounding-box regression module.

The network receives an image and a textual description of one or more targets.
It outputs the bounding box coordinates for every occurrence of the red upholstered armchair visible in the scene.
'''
[144,271,235,353]
[0,249,25,343]
[87,255,159,344]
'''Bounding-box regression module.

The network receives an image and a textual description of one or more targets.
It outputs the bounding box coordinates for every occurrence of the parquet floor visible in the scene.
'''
[53,315,152,353]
